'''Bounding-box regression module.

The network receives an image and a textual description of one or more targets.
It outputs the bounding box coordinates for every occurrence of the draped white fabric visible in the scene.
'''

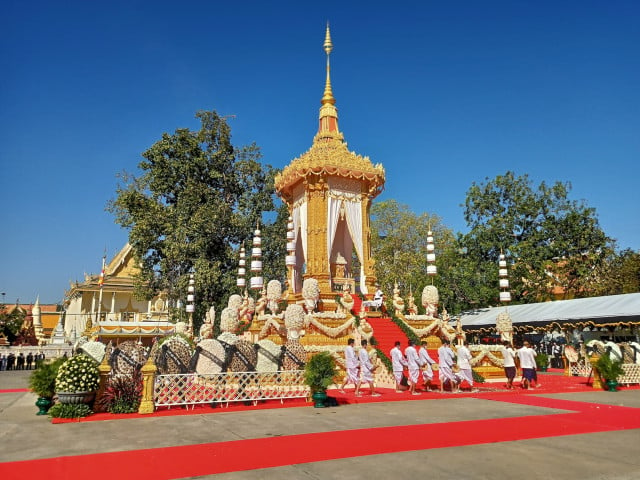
[344,200,368,294]
[299,201,308,262]
[326,197,342,269]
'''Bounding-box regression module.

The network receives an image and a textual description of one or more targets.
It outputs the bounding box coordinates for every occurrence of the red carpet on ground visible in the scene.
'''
[2,389,639,480]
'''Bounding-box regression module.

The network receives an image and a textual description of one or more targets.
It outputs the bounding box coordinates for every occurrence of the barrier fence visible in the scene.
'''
[153,370,310,408]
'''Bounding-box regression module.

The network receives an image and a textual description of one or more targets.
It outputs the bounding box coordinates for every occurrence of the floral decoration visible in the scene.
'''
[55,353,100,393]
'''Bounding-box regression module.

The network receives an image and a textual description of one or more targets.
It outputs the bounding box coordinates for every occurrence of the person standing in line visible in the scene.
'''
[501,341,517,389]
[339,338,360,394]
[0,354,6,371]
[356,339,380,397]
[418,340,436,391]
[390,341,408,392]
[438,338,459,393]
[456,341,477,392]
[17,353,25,370]
[404,339,422,395]
[26,352,33,370]
[517,340,538,389]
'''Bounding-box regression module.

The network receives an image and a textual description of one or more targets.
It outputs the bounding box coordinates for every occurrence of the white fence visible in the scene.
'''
[153,370,310,408]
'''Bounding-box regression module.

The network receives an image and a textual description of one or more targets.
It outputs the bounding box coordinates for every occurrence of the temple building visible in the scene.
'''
[63,244,175,344]
[274,25,385,307]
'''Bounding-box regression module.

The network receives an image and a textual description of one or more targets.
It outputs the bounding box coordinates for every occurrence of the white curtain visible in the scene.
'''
[326,197,342,268]
[344,200,367,294]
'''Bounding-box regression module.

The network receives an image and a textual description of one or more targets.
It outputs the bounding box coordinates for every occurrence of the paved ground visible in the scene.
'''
[1,370,640,479]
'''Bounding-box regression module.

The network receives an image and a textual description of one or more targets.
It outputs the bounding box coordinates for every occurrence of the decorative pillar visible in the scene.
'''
[95,353,112,412]
[138,354,157,414]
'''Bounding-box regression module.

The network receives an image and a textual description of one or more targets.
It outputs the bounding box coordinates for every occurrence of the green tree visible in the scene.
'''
[108,110,286,329]
[370,200,458,311]
[460,171,614,304]
[0,304,25,344]
[591,248,640,296]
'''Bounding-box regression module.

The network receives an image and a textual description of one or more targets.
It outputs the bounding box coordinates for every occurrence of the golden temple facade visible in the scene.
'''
[274,25,385,306]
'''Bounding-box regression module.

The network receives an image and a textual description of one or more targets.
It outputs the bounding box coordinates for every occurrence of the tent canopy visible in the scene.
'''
[456,293,640,329]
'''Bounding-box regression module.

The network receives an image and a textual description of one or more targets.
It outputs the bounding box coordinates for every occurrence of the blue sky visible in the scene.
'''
[1,1,638,304]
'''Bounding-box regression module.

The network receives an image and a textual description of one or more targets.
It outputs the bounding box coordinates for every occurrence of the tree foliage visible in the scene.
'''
[370,200,458,311]
[460,171,615,303]
[0,304,25,344]
[108,111,286,327]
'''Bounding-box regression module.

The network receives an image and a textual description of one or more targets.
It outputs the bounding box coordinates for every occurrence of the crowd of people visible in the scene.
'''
[0,351,45,371]
[339,337,548,396]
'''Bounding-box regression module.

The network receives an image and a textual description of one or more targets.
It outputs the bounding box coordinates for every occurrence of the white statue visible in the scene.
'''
[422,285,439,318]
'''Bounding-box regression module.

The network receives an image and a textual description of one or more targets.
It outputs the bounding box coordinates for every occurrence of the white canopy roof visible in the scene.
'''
[457,293,640,329]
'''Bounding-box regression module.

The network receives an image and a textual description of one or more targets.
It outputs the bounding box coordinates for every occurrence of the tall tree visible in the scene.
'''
[108,111,286,326]
[460,171,614,303]
[370,200,458,311]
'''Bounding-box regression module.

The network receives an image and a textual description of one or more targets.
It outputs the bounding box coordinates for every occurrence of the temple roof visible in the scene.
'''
[274,25,385,200]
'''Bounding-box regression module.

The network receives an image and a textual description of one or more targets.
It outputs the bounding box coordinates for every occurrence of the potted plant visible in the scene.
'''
[595,354,624,392]
[28,357,65,415]
[55,353,100,404]
[304,352,336,408]
[535,352,549,372]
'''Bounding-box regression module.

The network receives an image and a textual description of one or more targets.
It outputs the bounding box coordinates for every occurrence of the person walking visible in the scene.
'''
[438,338,459,393]
[404,340,422,395]
[418,340,436,391]
[501,341,517,389]
[456,341,476,392]
[517,341,538,389]
[339,338,360,394]
[356,339,380,397]
[390,341,408,392]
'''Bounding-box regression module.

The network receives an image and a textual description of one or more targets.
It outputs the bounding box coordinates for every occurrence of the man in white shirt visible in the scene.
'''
[438,338,459,393]
[356,339,380,397]
[517,341,538,389]
[390,341,408,392]
[418,340,436,391]
[339,338,360,393]
[501,341,516,389]
[404,340,422,395]
[456,341,476,392]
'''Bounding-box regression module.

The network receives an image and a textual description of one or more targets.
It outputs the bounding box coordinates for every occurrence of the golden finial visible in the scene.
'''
[324,22,333,55]
[321,22,335,106]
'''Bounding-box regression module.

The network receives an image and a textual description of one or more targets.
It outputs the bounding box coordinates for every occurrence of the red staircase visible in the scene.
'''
[366,317,407,358]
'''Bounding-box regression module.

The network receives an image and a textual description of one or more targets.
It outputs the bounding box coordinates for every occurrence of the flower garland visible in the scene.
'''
[308,315,355,338]
[55,353,100,393]
[468,347,505,368]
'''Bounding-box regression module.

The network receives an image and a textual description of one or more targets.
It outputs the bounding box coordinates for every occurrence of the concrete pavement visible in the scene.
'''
[1,370,640,479]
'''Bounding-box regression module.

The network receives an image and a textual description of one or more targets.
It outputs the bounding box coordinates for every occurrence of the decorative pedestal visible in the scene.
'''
[56,391,95,405]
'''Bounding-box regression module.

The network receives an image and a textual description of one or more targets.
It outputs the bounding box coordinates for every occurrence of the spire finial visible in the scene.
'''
[321,22,335,106]
[318,23,339,135]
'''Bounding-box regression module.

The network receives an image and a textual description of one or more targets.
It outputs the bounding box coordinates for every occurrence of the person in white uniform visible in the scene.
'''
[339,338,360,393]
[501,341,517,389]
[418,340,436,391]
[404,340,422,395]
[390,341,408,392]
[438,338,459,392]
[456,341,476,391]
[356,339,380,396]
[517,341,538,389]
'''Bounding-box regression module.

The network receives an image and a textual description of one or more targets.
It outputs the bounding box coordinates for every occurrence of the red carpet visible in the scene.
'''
[2,391,639,480]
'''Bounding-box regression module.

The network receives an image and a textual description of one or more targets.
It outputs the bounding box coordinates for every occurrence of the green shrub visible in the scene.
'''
[304,352,337,393]
[48,403,93,419]
[29,357,66,398]
[96,371,143,414]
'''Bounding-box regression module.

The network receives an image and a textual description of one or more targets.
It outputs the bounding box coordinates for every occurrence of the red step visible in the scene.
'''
[366,316,408,359]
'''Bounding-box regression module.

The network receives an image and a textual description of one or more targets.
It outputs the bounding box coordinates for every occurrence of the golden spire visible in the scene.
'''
[322,22,335,106]
[319,23,339,136]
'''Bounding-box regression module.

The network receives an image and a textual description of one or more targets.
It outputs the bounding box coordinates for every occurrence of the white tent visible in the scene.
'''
[456,293,640,331]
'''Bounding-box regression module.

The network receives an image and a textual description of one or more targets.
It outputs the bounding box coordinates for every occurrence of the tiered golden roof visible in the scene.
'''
[274,24,385,200]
